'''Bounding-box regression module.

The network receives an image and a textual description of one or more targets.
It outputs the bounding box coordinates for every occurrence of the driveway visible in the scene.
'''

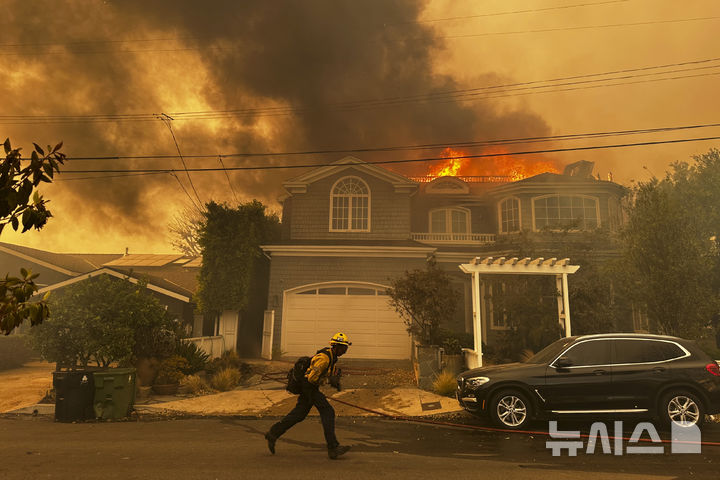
[0,362,54,413]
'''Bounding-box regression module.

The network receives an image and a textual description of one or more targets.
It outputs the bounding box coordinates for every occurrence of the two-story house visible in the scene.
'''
[261,156,626,360]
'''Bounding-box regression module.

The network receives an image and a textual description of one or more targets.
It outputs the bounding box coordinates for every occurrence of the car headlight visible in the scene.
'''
[465,376,490,389]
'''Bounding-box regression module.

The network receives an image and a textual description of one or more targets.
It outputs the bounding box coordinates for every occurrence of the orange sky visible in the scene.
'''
[2,0,719,254]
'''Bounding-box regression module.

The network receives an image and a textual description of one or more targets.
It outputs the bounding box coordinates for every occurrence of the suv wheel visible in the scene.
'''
[659,391,705,428]
[489,390,532,429]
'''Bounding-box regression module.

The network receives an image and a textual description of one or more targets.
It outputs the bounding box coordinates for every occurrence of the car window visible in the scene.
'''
[613,339,686,364]
[525,337,575,364]
[557,340,611,367]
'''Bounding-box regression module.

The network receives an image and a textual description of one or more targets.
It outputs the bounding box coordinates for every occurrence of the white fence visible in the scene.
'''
[410,232,496,244]
[185,336,224,359]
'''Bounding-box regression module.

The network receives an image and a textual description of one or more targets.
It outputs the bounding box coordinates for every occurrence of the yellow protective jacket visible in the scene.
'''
[304,347,337,386]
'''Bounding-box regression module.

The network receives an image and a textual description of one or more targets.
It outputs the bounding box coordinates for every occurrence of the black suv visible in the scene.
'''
[456,333,720,429]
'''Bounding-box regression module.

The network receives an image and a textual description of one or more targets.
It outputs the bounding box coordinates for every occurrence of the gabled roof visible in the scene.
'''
[36,267,194,303]
[283,156,418,194]
[0,242,122,276]
[488,172,626,196]
[1,242,200,299]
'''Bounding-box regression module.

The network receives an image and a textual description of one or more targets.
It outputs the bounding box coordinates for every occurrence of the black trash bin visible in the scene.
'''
[53,371,96,422]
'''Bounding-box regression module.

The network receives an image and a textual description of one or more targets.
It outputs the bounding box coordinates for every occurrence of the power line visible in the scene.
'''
[2,57,719,125]
[445,15,720,38]
[411,0,629,24]
[57,135,720,175]
[158,114,203,208]
[218,156,239,203]
[47,122,720,162]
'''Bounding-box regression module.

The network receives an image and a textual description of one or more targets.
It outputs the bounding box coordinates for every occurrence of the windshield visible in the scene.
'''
[524,337,576,364]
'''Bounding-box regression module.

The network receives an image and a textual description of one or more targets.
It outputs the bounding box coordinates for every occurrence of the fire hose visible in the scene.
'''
[261,371,720,448]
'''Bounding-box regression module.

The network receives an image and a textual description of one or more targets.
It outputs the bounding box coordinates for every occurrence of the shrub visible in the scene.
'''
[206,350,252,378]
[175,341,210,374]
[210,367,241,391]
[432,370,457,397]
[180,374,211,395]
[155,355,190,385]
[0,335,36,371]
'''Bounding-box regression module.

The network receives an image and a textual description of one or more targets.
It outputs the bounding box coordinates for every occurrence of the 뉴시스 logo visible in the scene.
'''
[546,421,701,456]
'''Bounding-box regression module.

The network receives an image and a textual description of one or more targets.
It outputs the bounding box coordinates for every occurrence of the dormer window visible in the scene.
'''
[429,208,469,233]
[330,176,370,231]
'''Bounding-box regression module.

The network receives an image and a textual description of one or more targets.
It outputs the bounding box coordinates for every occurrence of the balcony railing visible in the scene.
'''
[410,232,497,244]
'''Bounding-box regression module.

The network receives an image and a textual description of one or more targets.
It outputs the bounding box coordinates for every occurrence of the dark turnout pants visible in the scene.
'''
[268,382,339,449]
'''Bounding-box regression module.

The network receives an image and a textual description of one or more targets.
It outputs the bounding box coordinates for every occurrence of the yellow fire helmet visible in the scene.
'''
[330,332,352,346]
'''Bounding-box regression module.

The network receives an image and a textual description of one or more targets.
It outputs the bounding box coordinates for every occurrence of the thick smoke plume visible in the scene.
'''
[1,0,548,252]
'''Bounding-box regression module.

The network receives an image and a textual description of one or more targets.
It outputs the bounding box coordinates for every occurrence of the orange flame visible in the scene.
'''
[429,147,467,177]
[427,146,559,180]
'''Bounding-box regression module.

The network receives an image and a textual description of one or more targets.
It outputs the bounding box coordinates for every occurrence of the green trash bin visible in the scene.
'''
[93,368,136,420]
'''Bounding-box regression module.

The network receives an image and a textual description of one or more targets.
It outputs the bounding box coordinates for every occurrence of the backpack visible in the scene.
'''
[286,350,332,394]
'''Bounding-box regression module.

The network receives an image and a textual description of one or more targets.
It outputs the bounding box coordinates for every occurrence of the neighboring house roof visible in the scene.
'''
[35,267,193,303]
[1,242,199,301]
[0,242,122,275]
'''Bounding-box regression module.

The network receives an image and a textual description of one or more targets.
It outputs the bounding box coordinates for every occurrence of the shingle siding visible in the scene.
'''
[288,168,412,240]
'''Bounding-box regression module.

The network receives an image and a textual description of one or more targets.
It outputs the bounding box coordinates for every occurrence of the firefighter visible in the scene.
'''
[265,332,352,459]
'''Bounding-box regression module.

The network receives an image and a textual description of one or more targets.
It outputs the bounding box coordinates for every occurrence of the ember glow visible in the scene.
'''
[427,146,560,181]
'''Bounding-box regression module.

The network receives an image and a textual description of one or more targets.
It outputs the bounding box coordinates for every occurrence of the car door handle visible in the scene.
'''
[653,367,667,373]
[593,369,608,375]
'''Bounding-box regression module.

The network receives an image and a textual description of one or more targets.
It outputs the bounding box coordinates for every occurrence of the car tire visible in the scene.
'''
[489,390,532,430]
[658,390,705,428]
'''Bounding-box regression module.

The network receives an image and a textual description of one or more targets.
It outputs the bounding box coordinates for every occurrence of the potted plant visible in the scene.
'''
[153,356,190,395]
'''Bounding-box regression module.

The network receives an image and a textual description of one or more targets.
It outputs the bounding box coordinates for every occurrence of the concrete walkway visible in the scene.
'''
[4,360,464,419]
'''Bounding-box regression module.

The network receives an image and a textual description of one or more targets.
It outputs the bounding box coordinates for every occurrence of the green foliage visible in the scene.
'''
[621,149,720,338]
[155,355,190,385]
[1,139,65,335]
[438,329,473,355]
[196,200,280,316]
[387,259,460,345]
[175,341,210,374]
[0,335,36,370]
[28,274,178,368]
[0,138,65,236]
[210,367,242,391]
[1,269,51,336]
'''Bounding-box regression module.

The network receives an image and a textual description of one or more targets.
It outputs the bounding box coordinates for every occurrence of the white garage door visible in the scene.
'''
[282,283,411,359]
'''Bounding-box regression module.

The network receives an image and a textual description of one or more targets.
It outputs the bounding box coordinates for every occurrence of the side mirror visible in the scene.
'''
[555,357,573,369]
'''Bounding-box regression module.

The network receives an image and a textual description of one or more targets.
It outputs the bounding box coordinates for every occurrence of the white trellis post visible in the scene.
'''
[460,256,579,368]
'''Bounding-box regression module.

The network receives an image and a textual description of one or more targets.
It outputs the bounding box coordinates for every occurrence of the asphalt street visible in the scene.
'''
[1,415,718,480]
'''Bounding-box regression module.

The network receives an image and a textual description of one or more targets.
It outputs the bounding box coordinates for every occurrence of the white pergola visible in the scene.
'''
[459,256,580,369]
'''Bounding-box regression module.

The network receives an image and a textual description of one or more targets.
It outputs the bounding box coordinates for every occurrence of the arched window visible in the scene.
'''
[429,208,469,233]
[533,195,599,230]
[498,197,520,233]
[330,177,370,231]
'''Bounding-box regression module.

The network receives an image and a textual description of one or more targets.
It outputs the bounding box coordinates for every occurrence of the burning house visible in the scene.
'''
[261,153,626,360]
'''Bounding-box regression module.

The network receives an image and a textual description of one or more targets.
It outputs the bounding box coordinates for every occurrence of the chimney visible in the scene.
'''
[124,247,129,256]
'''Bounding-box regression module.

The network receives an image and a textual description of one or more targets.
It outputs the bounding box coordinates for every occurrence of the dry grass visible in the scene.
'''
[210,367,241,392]
[180,374,212,395]
[432,370,457,397]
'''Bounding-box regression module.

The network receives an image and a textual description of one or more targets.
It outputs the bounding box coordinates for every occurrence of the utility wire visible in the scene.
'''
[57,135,720,175]
[412,0,629,24]
[218,156,239,203]
[44,122,720,162]
[158,114,203,208]
[445,15,720,38]
[2,57,719,125]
